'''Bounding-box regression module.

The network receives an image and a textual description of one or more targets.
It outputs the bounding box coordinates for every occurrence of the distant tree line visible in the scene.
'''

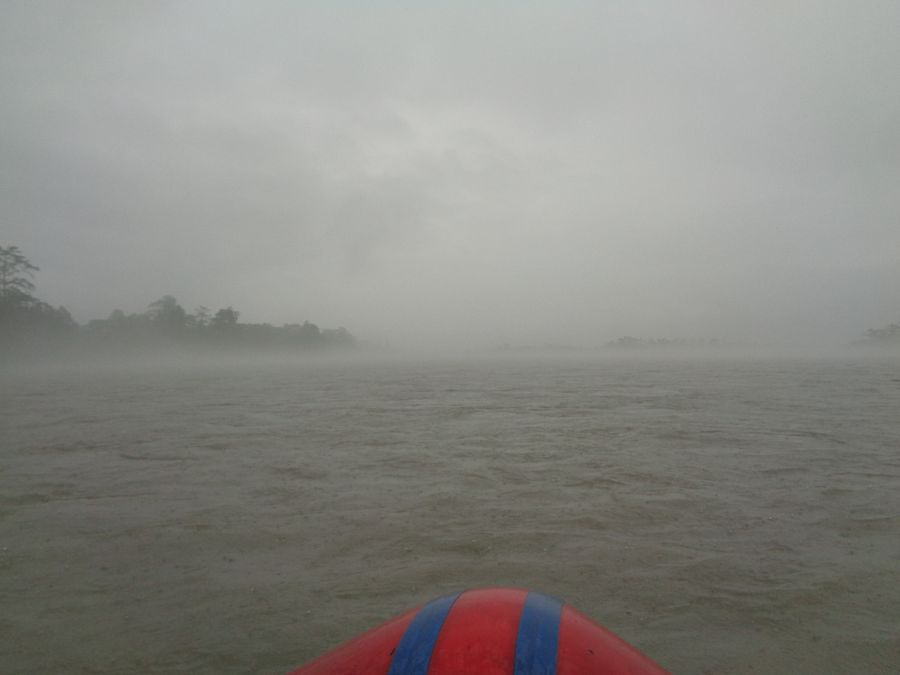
[862,322,900,346]
[0,245,355,358]
[83,295,355,349]
[604,336,727,350]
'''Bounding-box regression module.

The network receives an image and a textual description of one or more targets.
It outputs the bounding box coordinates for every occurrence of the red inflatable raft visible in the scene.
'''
[288,587,669,674]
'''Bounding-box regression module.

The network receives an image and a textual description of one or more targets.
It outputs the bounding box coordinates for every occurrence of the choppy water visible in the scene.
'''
[2,355,899,674]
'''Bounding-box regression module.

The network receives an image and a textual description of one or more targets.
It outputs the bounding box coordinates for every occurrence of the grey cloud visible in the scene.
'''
[2,1,898,348]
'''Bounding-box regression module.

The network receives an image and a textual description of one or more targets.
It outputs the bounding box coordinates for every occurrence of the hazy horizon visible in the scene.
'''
[3,2,898,351]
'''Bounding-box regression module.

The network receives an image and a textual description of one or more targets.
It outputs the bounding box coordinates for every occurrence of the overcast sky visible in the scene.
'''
[2,1,898,348]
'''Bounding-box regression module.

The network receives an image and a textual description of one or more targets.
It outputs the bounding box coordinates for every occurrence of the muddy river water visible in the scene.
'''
[2,355,898,673]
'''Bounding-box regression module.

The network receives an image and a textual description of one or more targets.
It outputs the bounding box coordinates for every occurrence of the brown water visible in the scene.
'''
[2,355,899,674]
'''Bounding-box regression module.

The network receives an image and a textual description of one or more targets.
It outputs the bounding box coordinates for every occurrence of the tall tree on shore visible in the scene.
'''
[0,245,39,303]
[1,245,76,344]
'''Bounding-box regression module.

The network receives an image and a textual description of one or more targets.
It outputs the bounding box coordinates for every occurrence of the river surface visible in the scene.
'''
[2,354,899,674]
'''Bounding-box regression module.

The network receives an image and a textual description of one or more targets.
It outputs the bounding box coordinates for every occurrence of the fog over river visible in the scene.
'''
[2,355,899,674]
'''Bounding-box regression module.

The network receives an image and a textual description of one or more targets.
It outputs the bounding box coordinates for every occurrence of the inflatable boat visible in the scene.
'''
[288,587,669,674]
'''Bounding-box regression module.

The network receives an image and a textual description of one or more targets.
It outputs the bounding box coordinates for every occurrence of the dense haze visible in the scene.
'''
[2,1,898,350]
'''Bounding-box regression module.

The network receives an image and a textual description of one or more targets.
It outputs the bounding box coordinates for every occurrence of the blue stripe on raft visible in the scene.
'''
[387,592,461,675]
[514,592,564,675]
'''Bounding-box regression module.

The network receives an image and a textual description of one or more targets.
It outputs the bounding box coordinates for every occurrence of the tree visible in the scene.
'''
[211,306,239,330]
[188,305,211,330]
[0,245,39,303]
[0,247,77,348]
[147,295,187,333]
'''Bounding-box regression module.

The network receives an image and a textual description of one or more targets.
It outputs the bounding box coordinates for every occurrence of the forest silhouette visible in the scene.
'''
[0,245,356,360]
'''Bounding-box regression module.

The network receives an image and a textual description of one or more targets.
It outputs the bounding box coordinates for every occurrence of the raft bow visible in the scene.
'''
[288,587,669,674]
